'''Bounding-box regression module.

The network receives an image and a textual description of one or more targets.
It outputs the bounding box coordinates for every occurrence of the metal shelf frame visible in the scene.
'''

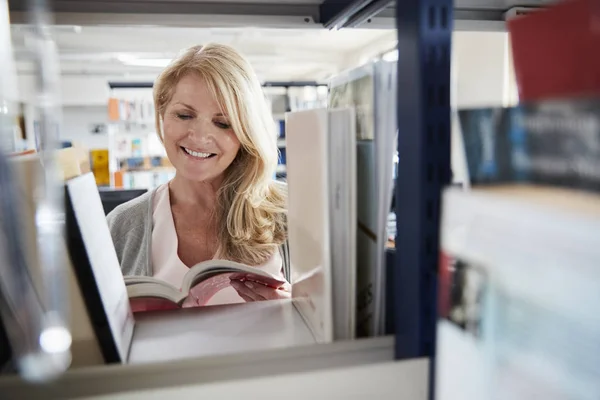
[6,0,496,397]
[394,2,452,399]
[7,0,541,30]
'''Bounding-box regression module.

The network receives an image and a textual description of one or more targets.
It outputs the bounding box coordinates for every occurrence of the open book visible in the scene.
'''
[125,260,286,311]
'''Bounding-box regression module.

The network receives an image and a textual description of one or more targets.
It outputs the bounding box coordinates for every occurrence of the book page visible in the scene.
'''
[182,260,286,294]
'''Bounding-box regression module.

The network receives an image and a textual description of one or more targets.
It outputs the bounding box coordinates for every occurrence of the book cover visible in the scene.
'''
[286,108,334,343]
[459,98,600,192]
[65,173,135,364]
[508,0,600,101]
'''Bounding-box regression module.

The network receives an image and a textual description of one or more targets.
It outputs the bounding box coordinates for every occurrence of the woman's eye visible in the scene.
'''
[176,113,193,120]
[214,121,231,129]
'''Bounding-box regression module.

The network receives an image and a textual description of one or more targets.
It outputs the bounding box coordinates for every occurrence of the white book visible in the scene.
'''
[286,107,356,342]
[66,173,136,364]
[373,61,397,335]
[125,260,285,308]
[328,108,357,341]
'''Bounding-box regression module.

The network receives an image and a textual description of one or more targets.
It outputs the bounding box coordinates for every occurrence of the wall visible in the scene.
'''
[450,31,518,185]
[61,105,110,150]
[16,74,158,106]
[452,31,518,109]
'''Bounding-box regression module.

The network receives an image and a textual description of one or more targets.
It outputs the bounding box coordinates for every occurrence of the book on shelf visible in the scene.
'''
[507,0,600,102]
[328,60,397,337]
[285,107,357,342]
[439,96,600,398]
[459,97,600,193]
[125,261,286,312]
[6,154,134,368]
[437,187,600,400]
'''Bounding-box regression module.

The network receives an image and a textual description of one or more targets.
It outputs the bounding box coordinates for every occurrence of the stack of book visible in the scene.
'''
[437,88,600,400]
[285,60,398,341]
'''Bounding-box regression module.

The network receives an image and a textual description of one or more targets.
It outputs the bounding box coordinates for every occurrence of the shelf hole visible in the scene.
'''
[441,6,448,29]
[429,46,438,65]
[426,200,433,219]
[438,122,447,144]
[428,6,435,29]
[441,46,449,65]
[427,164,434,183]
[428,124,434,145]
[426,237,433,254]
[428,85,435,107]
[438,85,447,107]
[438,163,447,183]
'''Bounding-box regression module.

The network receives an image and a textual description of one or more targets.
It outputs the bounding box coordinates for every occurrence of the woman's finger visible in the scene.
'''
[238,293,255,303]
[243,280,291,301]
[230,280,265,302]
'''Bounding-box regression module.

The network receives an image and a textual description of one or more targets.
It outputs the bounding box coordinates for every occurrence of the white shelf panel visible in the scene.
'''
[129,299,314,364]
[87,358,429,400]
[0,334,399,398]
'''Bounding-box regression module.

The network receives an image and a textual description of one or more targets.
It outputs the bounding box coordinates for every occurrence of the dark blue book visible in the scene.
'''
[459,98,600,192]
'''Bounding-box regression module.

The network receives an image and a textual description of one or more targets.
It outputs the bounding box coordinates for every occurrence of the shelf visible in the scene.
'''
[277,139,286,147]
[129,299,315,364]
[90,358,428,399]
[0,333,401,398]
[276,165,287,173]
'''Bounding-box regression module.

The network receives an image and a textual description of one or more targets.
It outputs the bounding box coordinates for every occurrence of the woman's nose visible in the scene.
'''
[188,116,215,141]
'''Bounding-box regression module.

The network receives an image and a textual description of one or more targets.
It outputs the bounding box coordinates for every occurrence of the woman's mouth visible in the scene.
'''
[181,146,216,159]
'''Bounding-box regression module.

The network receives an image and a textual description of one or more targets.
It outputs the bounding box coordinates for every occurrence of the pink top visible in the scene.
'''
[151,183,284,307]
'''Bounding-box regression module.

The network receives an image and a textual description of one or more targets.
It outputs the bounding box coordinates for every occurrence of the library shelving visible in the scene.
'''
[1,0,562,399]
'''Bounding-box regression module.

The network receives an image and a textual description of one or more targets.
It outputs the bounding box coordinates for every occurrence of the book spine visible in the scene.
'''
[460,99,600,192]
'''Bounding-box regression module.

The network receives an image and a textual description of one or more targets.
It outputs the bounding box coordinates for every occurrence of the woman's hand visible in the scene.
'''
[230,279,291,302]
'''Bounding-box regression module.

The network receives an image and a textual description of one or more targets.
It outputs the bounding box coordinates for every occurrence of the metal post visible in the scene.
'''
[394,0,452,397]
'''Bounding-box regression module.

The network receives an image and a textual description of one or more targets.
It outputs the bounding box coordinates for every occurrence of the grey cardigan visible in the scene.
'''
[106,188,290,280]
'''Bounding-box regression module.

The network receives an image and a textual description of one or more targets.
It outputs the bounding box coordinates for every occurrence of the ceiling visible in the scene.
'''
[10,24,397,82]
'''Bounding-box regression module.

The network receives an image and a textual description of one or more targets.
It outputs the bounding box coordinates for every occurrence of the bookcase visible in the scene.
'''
[1,0,567,399]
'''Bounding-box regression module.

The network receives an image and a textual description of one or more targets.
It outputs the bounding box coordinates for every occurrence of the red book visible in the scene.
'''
[508,0,600,102]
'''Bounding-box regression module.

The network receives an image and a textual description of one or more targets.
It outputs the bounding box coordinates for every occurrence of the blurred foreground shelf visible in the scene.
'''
[0,333,413,399]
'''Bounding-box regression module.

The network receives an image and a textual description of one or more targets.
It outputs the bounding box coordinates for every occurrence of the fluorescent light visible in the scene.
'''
[118,55,172,68]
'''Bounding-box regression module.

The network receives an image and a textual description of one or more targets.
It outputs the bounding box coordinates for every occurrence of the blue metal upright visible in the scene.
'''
[394,0,453,384]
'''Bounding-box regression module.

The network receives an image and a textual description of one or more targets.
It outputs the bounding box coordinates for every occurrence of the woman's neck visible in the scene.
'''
[168,173,223,210]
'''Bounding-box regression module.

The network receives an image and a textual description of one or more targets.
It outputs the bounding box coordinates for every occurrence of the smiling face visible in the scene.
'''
[161,73,241,185]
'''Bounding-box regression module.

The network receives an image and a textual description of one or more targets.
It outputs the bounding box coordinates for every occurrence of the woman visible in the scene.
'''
[107,43,290,306]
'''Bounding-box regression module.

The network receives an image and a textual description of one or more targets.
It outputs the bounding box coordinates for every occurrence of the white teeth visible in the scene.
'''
[183,147,212,159]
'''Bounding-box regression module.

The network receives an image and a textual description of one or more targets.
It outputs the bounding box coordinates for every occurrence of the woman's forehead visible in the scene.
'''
[171,74,221,112]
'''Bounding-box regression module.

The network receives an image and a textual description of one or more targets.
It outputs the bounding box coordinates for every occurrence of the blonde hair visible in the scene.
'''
[153,43,287,266]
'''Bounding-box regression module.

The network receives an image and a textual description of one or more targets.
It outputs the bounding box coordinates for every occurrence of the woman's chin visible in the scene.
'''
[176,166,225,185]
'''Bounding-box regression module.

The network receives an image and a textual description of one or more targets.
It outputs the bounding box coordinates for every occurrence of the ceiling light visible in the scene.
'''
[117,55,172,67]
